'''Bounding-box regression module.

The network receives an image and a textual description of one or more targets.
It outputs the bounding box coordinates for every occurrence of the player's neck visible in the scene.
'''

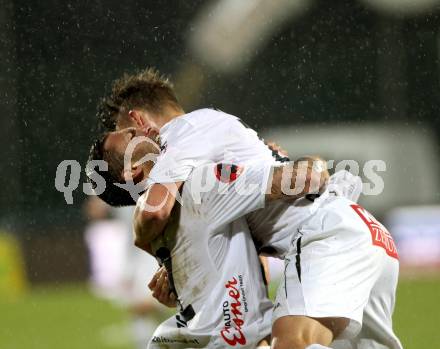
[157,108,185,129]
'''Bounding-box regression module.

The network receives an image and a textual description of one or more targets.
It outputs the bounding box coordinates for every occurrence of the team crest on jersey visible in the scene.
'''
[214,163,243,183]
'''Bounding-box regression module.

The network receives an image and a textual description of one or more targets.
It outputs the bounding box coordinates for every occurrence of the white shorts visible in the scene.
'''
[273,196,402,349]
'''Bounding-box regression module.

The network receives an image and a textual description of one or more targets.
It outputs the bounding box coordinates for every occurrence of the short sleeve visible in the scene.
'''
[148,115,216,184]
[148,145,198,184]
[186,162,272,231]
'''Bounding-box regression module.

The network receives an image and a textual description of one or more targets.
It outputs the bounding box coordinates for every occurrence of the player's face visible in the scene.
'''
[104,127,160,167]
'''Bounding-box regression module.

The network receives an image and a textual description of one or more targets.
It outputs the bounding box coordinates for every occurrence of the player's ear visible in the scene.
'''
[128,110,145,128]
[122,166,144,184]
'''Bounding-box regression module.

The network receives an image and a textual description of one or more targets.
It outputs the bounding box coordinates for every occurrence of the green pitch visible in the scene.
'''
[392,277,440,348]
[1,278,439,349]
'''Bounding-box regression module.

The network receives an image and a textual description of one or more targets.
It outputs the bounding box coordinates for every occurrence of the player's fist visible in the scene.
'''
[148,267,177,308]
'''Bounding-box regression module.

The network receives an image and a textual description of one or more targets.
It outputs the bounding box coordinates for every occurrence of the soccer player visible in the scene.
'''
[97,68,297,252]
[88,127,402,349]
[88,129,316,348]
[95,68,401,349]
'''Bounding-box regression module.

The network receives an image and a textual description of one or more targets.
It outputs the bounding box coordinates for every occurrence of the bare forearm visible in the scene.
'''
[259,255,270,285]
[133,208,168,251]
[133,182,182,252]
[268,165,303,201]
[267,157,329,201]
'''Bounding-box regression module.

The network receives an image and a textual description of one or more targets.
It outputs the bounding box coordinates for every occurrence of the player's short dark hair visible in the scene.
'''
[98,67,181,130]
[87,134,136,206]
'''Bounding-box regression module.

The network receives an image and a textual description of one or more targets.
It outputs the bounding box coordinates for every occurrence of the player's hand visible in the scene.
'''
[327,170,363,202]
[311,156,330,194]
[148,267,177,308]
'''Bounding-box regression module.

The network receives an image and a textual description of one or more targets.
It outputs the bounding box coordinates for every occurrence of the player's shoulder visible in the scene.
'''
[163,108,239,137]
[183,108,239,124]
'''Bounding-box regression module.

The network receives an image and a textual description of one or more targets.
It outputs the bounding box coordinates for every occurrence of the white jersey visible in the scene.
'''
[148,163,273,348]
[149,155,401,349]
[148,108,276,185]
[246,199,314,259]
[149,109,362,259]
[247,170,364,259]
[273,196,402,349]
[148,107,296,258]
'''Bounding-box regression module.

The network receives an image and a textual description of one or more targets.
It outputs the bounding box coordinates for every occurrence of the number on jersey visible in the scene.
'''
[351,204,399,259]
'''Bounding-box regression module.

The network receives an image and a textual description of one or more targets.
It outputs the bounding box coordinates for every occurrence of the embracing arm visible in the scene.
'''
[267,157,329,202]
[133,181,183,252]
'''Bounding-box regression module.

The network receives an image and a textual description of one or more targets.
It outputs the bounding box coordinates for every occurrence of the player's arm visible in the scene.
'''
[266,157,328,202]
[259,255,270,284]
[133,181,182,252]
[203,158,327,229]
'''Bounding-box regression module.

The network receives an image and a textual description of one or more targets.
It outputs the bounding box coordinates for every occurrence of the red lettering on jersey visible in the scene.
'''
[220,276,247,346]
[351,204,399,259]
[221,327,246,346]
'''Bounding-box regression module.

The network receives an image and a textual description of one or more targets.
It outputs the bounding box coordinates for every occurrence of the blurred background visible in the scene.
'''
[1,0,440,348]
